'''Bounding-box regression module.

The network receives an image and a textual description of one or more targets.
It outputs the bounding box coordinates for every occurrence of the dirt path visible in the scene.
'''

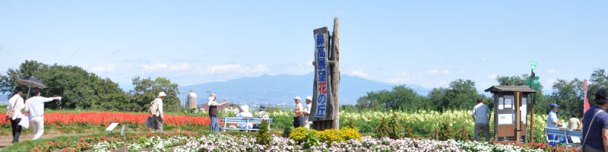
[0,131,87,149]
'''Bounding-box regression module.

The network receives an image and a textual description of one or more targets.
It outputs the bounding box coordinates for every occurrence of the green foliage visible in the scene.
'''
[303,129,319,149]
[282,126,293,138]
[429,79,479,112]
[375,116,389,138]
[0,61,126,110]
[256,120,271,146]
[0,60,182,112]
[130,77,181,112]
[387,113,404,139]
[356,85,431,111]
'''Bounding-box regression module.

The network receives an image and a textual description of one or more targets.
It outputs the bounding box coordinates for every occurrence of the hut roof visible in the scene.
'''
[484,85,536,93]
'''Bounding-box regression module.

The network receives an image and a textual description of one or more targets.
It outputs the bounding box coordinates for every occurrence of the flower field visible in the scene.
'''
[1,112,211,126]
[269,110,550,142]
[26,133,558,152]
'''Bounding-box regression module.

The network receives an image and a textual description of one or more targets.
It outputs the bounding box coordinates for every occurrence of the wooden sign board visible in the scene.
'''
[310,27,334,121]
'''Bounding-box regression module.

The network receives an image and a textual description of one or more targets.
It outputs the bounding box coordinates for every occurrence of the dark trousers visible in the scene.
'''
[152,115,163,132]
[10,118,22,143]
[293,116,303,128]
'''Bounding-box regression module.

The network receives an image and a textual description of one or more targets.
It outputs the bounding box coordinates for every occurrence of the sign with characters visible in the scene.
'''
[314,27,330,118]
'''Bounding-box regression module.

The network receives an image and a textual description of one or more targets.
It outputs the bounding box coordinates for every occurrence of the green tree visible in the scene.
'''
[355,85,429,111]
[130,77,181,112]
[550,79,583,118]
[428,79,479,112]
[0,60,126,110]
[589,69,608,102]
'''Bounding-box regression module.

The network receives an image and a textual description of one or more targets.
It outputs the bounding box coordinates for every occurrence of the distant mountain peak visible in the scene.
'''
[178,73,429,106]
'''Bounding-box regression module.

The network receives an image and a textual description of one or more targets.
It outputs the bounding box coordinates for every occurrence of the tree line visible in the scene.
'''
[346,69,608,118]
[0,60,181,112]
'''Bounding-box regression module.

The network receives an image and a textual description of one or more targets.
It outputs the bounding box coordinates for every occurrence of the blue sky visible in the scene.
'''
[1,0,607,93]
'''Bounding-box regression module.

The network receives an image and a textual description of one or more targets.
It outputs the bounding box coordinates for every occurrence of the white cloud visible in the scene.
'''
[547,69,559,74]
[201,64,270,75]
[348,70,370,79]
[388,72,411,84]
[425,69,451,76]
[142,63,192,72]
[89,64,116,73]
[487,73,498,80]
[480,57,487,62]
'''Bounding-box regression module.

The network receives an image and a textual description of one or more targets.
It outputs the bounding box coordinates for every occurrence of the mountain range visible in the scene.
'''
[178,73,430,106]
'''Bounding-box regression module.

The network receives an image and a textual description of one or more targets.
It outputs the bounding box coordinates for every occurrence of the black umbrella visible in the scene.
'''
[17,76,47,98]
[16,76,47,89]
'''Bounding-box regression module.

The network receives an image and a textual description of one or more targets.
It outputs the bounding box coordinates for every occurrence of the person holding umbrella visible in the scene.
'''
[26,87,61,140]
[6,86,25,143]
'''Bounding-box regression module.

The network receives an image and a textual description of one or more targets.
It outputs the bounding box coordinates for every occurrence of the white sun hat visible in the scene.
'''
[294,96,301,100]
[158,92,167,97]
[305,96,312,101]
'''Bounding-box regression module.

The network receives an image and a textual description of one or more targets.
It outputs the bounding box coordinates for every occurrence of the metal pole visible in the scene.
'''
[529,70,536,142]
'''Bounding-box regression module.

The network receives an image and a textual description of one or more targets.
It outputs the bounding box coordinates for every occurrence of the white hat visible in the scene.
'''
[240,105,250,112]
[305,96,312,101]
[294,96,301,100]
[158,92,167,97]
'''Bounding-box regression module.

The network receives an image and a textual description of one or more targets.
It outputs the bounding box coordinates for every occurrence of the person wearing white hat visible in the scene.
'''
[149,91,166,132]
[303,96,313,129]
[236,105,254,129]
[207,93,228,134]
[293,96,304,128]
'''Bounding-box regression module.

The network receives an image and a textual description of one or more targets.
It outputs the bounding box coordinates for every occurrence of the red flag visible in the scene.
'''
[584,79,590,113]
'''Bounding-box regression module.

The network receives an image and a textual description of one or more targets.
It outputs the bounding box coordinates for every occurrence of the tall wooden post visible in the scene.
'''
[331,17,340,129]
[515,92,521,143]
[529,70,536,142]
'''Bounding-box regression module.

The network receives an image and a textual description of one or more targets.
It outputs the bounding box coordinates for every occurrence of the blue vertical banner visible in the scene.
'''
[314,29,329,118]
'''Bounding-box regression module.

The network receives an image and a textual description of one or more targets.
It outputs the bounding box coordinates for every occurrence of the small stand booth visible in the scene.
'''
[485,86,536,142]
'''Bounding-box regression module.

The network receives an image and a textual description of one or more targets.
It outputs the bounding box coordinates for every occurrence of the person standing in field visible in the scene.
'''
[302,96,313,129]
[208,93,228,134]
[26,87,62,140]
[293,96,304,128]
[6,86,25,143]
[150,92,166,132]
[471,97,490,142]
[582,88,608,152]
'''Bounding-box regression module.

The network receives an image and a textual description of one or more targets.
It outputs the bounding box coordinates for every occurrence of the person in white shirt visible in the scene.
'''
[151,92,166,132]
[471,98,490,142]
[207,93,228,134]
[293,96,304,128]
[236,105,253,129]
[6,86,25,143]
[26,87,61,140]
[303,96,313,129]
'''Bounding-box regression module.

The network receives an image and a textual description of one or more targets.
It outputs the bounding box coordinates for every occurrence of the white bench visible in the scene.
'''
[545,127,582,146]
[222,117,272,132]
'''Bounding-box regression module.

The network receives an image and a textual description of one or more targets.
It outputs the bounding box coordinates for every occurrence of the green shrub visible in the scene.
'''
[376,117,389,138]
[387,113,404,139]
[256,120,271,146]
